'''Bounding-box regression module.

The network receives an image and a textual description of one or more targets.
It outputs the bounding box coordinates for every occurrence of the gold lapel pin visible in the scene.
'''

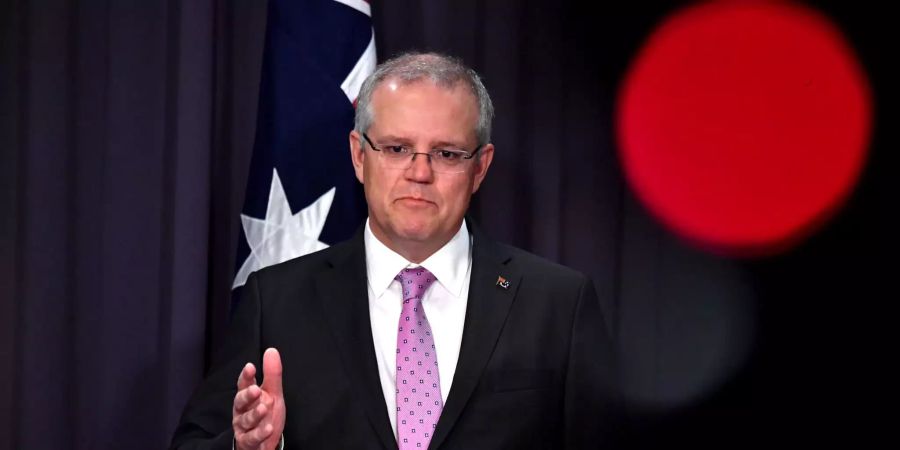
[496,276,510,289]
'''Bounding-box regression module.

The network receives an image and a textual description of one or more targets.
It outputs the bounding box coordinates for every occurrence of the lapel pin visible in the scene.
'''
[496,276,510,290]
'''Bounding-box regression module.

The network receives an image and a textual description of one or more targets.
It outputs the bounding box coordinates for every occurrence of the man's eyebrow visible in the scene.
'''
[432,140,469,149]
[374,134,413,145]
[376,135,469,149]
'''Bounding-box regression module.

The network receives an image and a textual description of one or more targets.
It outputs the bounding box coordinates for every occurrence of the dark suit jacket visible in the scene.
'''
[171,220,620,449]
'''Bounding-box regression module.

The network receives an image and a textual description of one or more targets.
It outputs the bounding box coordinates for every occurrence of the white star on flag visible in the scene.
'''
[233,169,335,288]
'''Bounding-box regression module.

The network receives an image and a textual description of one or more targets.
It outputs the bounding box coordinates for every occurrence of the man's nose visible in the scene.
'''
[404,153,434,182]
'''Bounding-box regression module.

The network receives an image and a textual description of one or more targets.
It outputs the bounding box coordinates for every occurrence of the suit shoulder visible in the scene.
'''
[496,242,588,284]
[250,239,352,285]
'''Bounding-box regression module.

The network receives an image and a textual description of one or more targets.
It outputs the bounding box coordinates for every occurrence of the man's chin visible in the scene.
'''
[395,225,437,243]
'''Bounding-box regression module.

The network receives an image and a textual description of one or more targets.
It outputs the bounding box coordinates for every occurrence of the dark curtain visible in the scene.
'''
[1,0,268,448]
[1,1,895,450]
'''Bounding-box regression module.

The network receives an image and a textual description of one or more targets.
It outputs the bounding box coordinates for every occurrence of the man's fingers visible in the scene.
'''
[239,422,275,448]
[253,422,275,445]
[233,384,262,413]
[261,348,283,397]
[237,362,256,390]
[233,350,281,448]
[235,402,268,431]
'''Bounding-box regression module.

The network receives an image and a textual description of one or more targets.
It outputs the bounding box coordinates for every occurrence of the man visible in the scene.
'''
[171,53,619,450]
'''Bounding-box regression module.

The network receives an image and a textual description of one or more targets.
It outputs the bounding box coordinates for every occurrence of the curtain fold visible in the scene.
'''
[0,1,267,448]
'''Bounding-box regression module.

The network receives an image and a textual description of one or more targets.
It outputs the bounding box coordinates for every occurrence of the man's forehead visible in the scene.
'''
[366,78,480,144]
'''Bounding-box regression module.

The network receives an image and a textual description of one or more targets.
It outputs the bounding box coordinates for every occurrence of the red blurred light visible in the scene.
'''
[617,1,871,255]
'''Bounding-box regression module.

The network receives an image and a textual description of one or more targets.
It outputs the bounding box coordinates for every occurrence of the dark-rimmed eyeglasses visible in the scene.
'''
[362,133,483,174]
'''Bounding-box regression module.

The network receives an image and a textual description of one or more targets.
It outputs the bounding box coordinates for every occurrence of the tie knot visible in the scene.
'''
[395,267,436,301]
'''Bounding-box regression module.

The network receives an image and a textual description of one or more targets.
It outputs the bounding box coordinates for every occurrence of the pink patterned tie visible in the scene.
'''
[395,267,441,449]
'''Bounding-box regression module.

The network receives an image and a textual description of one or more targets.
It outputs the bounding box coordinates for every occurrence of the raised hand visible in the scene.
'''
[232,348,286,450]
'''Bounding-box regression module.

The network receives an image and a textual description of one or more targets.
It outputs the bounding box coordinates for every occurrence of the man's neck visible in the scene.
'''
[368,221,462,264]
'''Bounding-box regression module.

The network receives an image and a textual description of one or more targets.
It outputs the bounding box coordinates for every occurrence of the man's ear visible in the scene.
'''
[471,143,494,194]
[349,130,365,184]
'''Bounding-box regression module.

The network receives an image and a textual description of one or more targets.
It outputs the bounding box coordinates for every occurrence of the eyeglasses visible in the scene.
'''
[362,133,483,174]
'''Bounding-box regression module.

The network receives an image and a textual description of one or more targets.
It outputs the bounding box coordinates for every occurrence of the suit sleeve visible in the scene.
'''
[169,273,265,450]
[563,276,624,448]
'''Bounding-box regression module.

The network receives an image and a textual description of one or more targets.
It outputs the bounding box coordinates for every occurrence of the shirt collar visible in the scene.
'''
[364,219,471,299]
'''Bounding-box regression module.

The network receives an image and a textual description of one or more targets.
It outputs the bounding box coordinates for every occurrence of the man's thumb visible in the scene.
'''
[261,347,283,397]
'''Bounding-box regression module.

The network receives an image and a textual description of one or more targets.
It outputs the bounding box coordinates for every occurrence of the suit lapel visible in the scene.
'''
[430,220,521,449]
[315,230,397,450]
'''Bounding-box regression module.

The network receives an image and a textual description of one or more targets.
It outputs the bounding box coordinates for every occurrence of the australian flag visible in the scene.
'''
[233,0,375,289]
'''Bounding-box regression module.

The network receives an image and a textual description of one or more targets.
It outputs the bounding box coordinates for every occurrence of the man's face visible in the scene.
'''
[349,79,494,257]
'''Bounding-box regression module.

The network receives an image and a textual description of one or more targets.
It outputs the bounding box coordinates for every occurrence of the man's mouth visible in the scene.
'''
[396,196,434,206]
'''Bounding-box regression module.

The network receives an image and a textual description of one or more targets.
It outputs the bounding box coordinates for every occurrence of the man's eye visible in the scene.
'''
[436,150,462,160]
[385,146,407,154]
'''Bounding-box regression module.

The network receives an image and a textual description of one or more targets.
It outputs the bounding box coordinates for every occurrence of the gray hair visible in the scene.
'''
[354,52,494,145]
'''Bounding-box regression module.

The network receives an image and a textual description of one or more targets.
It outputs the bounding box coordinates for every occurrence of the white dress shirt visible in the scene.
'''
[364,219,472,438]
